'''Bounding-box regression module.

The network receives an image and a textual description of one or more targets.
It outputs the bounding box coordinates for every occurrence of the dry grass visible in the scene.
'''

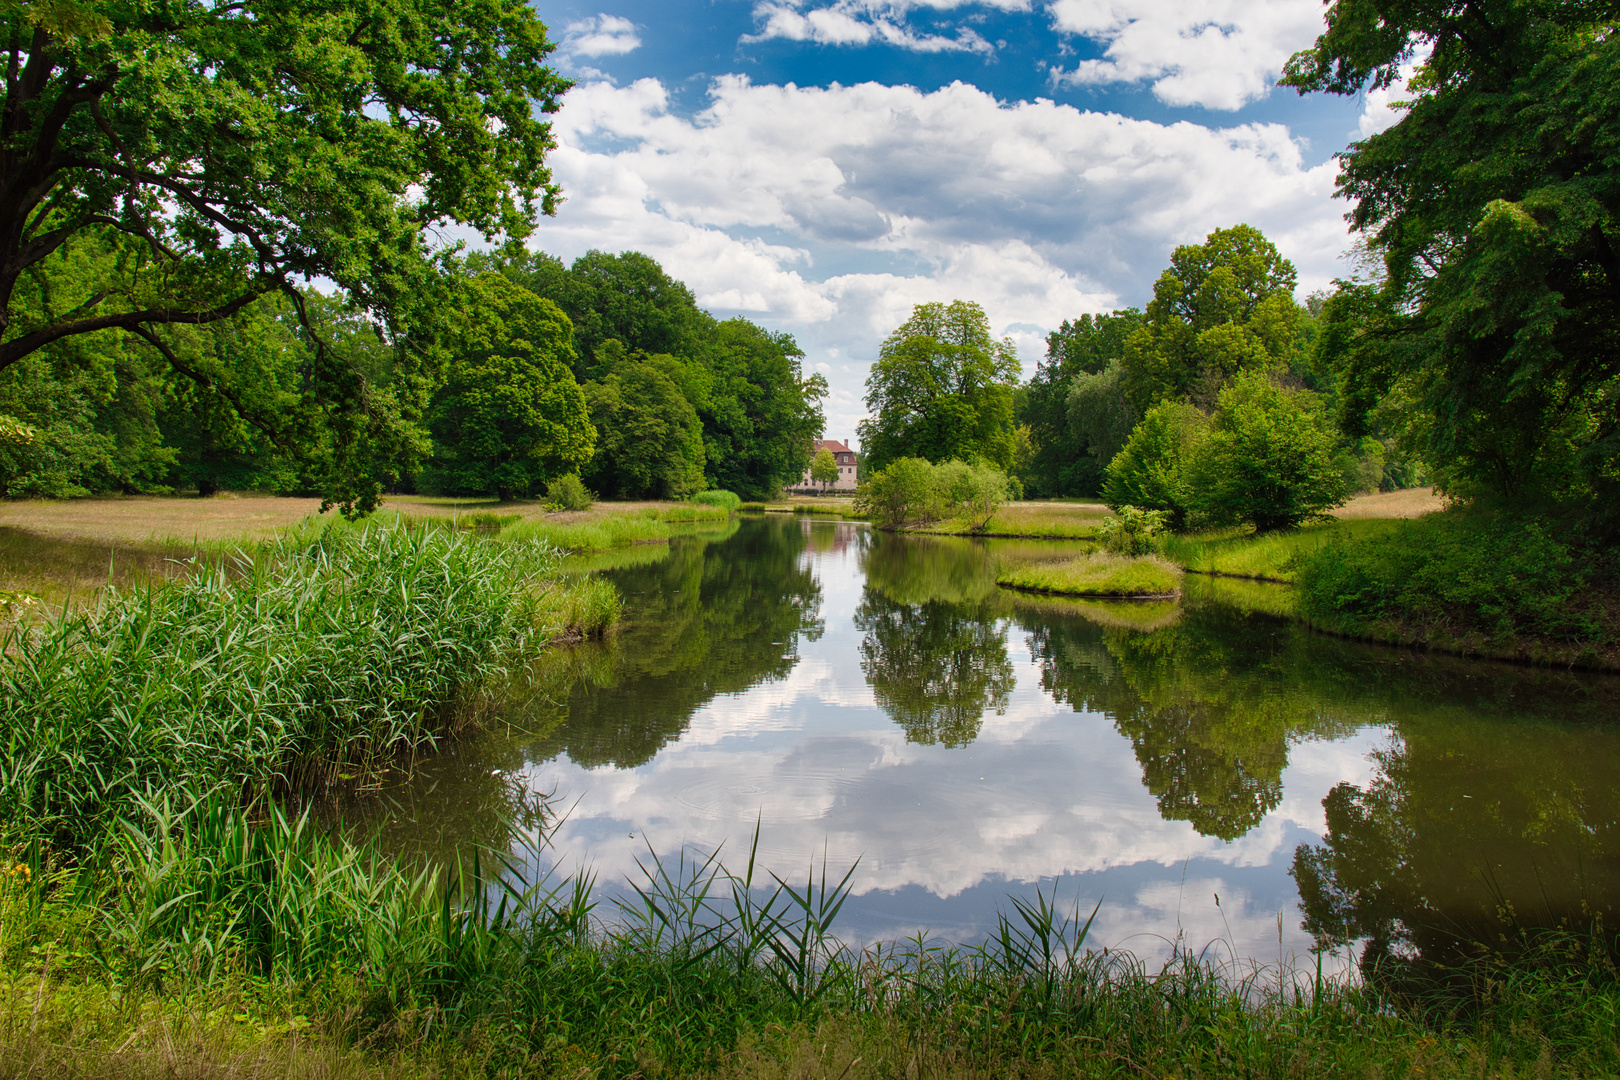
[1331,488,1446,519]
[0,494,714,545]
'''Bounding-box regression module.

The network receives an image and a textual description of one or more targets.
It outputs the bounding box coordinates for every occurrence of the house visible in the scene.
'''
[795,438,859,492]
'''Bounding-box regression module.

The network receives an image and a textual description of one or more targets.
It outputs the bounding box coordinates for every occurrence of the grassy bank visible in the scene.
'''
[0,520,617,852]
[1160,518,1403,583]
[4,799,1619,1080]
[997,552,1182,597]
[1293,508,1620,669]
[499,503,729,552]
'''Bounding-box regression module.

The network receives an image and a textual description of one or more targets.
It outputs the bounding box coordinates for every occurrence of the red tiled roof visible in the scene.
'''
[812,439,853,454]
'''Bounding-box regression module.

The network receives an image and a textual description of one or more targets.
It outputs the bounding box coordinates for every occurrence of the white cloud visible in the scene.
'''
[744,2,997,53]
[562,14,642,58]
[1046,0,1326,110]
[532,75,1348,441]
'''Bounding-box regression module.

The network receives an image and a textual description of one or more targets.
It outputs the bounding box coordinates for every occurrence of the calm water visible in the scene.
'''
[366,515,1620,976]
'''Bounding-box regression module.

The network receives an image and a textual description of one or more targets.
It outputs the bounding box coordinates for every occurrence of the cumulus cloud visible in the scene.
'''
[1046,0,1326,110]
[531,75,1347,439]
[562,14,642,58]
[744,2,996,53]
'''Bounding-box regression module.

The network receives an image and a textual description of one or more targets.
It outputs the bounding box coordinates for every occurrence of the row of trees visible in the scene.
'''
[0,248,827,505]
[860,228,1397,530]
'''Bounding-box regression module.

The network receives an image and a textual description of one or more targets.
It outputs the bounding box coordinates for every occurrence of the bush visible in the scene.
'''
[690,489,742,513]
[1294,510,1610,645]
[855,458,1008,531]
[1194,371,1348,531]
[1098,505,1170,555]
[546,473,595,511]
[1102,401,1206,529]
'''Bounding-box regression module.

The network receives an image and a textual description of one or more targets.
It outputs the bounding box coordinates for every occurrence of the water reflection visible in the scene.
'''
[347,517,1620,964]
[527,517,823,768]
[855,590,1014,747]
[1293,707,1620,989]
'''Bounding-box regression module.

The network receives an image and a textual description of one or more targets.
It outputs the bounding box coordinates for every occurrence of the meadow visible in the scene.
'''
[1,487,1617,1078]
[996,551,1183,597]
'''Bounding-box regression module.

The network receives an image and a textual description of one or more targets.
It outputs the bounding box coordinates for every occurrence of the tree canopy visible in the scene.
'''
[426,276,593,501]
[1018,310,1142,497]
[1121,225,1300,413]
[0,0,569,510]
[858,300,1021,474]
[1285,0,1620,528]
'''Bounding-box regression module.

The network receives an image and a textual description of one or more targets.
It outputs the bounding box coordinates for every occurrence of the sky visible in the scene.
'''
[524,0,1401,446]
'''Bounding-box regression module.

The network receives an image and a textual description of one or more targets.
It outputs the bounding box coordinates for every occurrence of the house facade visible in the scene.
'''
[794,438,859,492]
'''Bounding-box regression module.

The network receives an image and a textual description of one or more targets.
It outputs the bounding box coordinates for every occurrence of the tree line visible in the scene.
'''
[0,1,824,512]
[862,0,1618,544]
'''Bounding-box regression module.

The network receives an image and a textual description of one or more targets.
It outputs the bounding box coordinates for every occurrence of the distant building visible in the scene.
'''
[795,438,859,492]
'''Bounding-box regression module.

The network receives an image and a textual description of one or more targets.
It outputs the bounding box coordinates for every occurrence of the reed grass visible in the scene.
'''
[997,552,1182,597]
[499,505,728,552]
[0,521,602,853]
[7,799,1620,1080]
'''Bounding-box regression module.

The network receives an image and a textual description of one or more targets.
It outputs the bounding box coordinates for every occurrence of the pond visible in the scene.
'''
[365,514,1620,979]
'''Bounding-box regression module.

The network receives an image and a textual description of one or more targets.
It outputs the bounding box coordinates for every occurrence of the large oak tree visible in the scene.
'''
[0,0,569,510]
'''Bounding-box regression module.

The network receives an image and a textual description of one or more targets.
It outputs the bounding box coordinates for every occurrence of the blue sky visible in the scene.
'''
[525,0,1401,443]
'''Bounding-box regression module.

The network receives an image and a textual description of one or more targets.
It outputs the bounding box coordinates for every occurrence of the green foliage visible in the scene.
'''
[1194,371,1349,531]
[1121,225,1301,412]
[0,0,569,512]
[1098,505,1171,555]
[545,473,595,511]
[427,276,595,501]
[1066,359,1140,476]
[996,552,1182,597]
[858,301,1021,473]
[581,341,706,500]
[0,521,586,853]
[1285,1,1620,531]
[1020,310,1143,497]
[810,447,838,488]
[1102,401,1208,529]
[855,457,1009,531]
[690,489,742,513]
[488,250,828,500]
[1295,510,1615,648]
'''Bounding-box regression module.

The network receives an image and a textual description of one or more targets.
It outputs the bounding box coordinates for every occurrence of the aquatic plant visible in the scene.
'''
[0,521,583,852]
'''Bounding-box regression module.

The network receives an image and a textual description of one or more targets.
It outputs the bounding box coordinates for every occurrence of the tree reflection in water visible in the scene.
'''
[855,530,1013,747]
[519,515,825,768]
[1292,706,1620,995]
[855,591,1014,747]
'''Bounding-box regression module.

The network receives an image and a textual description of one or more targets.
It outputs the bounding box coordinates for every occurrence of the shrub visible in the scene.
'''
[856,457,942,529]
[1098,505,1170,555]
[690,489,742,513]
[855,458,1008,531]
[1294,510,1608,644]
[1102,401,1206,529]
[1194,371,1348,531]
[546,473,595,511]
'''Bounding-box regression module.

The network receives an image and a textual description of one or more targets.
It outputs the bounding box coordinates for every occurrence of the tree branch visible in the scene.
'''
[128,324,290,449]
[0,286,277,370]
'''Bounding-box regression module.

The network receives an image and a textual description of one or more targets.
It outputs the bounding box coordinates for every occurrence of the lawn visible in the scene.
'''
[996,551,1183,597]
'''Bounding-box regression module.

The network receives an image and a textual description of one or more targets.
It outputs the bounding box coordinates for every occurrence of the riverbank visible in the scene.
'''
[5,824,1617,1080]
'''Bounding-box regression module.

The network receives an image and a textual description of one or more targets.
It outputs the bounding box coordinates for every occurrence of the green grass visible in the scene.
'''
[7,798,1620,1080]
[913,502,1109,539]
[1160,519,1402,582]
[996,552,1182,597]
[0,520,615,853]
